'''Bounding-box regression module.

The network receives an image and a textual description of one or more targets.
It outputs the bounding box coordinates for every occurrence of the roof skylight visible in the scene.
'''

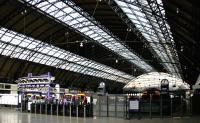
[114,0,181,77]
[0,27,134,83]
[23,0,154,72]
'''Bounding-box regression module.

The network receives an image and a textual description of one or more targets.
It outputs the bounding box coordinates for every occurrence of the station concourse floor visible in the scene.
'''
[0,109,200,123]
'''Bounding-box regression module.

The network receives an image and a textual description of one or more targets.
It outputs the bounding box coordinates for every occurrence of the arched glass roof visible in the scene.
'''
[22,0,154,72]
[114,0,181,77]
[0,27,134,83]
[124,72,190,92]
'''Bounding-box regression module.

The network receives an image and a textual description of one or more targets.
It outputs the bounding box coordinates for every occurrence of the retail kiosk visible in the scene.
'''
[16,72,93,117]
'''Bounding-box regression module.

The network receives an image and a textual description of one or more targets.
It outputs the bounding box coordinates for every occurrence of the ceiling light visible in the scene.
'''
[65,32,69,36]
[127,28,131,32]
[80,42,83,47]
[180,46,184,52]
[21,9,27,15]
[176,8,179,14]
[115,59,118,63]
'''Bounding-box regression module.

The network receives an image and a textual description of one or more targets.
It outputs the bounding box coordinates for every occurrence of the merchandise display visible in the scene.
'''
[16,72,93,117]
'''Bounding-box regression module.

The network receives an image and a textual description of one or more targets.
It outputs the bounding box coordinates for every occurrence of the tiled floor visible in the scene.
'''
[0,109,200,123]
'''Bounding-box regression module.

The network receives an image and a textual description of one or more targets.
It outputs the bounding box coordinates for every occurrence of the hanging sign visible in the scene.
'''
[160,79,169,94]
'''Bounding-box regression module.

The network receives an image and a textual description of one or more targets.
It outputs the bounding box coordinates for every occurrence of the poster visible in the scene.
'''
[129,100,139,111]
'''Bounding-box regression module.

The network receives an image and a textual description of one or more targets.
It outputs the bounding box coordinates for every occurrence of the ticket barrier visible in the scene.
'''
[20,100,27,112]
[28,102,93,117]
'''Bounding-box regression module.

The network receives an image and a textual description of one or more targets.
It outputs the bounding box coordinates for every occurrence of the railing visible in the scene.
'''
[95,94,193,119]
[95,94,127,118]
[17,93,200,119]
[20,101,93,117]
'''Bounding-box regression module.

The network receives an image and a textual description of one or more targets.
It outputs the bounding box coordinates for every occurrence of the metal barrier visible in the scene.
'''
[19,94,194,119]
[95,94,192,119]
[96,94,127,118]
[21,102,92,117]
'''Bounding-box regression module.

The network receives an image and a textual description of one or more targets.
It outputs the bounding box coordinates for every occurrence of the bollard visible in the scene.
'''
[45,104,47,114]
[51,104,53,115]
[76,105,78,117]
[115,96,117,117]
[127,97,130,119]
[84,105,86,118]
[123,96,126,119]
[35,103,36,114]
[190,96,193,116]
[21,100,23,112]
[25,101,28,112]
[160,95,163,119]
[98,96,101,117]
[57,104,59,116]
[107,96,109,117]
[171,97,173,118]
[149,94,152,119]
[40,103,42,114]
[30,103,32,113]
[180,95,183,117]
[63,103,65,116]
[70,104,71,117]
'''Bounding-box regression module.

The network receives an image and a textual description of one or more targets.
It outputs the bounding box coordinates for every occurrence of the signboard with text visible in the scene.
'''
[160,79,169,95]
[129,100,139,112]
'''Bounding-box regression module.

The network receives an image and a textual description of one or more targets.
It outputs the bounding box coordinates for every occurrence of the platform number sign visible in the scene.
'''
[160,79,169,95]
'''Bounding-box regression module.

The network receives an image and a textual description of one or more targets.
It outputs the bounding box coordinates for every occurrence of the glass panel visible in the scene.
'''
[0,29,136,82]
[24,0,154,72]
[114,0,180,77]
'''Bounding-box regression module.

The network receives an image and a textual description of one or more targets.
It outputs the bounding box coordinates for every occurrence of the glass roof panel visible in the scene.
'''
[80,27,89,32]
[20,41,30,48]
[24,0,154,72]
[63,16,73,22]
[37,1,50,9]
[93,36,102,40]
[1,34,12,41]
[27,43,36,49]
[85,30,94,35]
[114,0,180,77]
[0,27,134,83]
